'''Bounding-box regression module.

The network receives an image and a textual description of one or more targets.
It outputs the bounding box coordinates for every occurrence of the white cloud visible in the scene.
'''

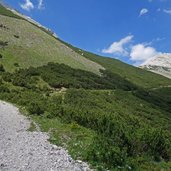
[102,35,133,56]
[102,36,164,65]
[139,8,149,16]
[20,0,34,11]
[163,9,171,15]
[38,0,44,10]
[130,44,160,65]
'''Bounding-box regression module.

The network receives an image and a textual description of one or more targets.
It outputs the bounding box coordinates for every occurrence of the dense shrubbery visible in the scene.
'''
[1,87,170,169]
[0,85,10,93]
[0,63,171,170]
[27,102,44,115]
[2,63,137,91]
[14,63,20,67]
[133,88,171,112]
[60,89,171,169]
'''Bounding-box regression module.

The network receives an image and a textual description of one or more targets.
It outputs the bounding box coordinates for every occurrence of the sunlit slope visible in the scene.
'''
[58,40,171,88]
[83,52,171,88]
[0,14,103,74]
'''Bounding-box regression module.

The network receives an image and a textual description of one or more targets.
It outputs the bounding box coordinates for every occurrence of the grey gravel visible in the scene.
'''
[0,101,92,171]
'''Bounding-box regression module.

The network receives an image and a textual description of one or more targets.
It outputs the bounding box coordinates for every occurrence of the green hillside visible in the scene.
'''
[0,5,103,74]
[0,63,171,170]
[58,40,171,88]
[0,4,171,171]
[1,4,171,88]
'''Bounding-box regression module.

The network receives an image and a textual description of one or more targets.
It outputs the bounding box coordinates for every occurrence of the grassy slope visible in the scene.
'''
[58,40,171,88]
[83,53,171,88]
[0,7,103,74]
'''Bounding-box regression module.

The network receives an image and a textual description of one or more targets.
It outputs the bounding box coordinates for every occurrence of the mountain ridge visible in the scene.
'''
[140,54,171,79]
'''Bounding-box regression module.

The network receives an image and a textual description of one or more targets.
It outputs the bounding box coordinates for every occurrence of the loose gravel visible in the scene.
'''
[0,101,91,171]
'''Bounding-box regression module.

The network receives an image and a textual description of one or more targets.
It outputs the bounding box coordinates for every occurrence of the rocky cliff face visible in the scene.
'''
[140,54,171,79]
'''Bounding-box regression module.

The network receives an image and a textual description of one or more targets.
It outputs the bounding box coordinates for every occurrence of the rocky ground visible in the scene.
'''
[0,101,91,171]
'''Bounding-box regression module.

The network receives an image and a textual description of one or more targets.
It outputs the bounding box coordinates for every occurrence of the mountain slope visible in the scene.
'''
[0,5,103,74]
[140,54,171,79]
[1,4,171,88]
[57,40,171,88]
[0,4,171,88]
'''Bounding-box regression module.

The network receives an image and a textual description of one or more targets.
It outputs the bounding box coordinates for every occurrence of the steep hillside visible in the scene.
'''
[57,40,171,88]
[0,5,103,74]
[140,54,171,79]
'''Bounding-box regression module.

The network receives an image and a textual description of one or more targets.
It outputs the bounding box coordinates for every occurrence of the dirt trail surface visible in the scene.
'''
[0,101,91,171]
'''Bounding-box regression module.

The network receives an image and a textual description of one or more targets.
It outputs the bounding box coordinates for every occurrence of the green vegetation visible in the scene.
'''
[27,122,37,132]
[7,63,136,90]
[14,34,19,39]
[0,64,5,72]
[0,40,8,48]
[0,63,171,170]
[0,12,103,74]
[1,4,171,170]
[57,39,171,88]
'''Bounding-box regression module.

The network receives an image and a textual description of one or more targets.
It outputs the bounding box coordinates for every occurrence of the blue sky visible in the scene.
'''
[2,0,171,65]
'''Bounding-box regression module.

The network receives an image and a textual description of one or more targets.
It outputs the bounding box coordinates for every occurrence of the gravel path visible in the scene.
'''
[0,101,91,171]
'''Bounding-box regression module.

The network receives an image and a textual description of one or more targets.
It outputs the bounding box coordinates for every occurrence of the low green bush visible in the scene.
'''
[27,102,44,115]
[0,64,5,72]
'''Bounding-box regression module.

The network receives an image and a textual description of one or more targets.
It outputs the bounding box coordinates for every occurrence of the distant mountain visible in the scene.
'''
[140,54,171,79]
